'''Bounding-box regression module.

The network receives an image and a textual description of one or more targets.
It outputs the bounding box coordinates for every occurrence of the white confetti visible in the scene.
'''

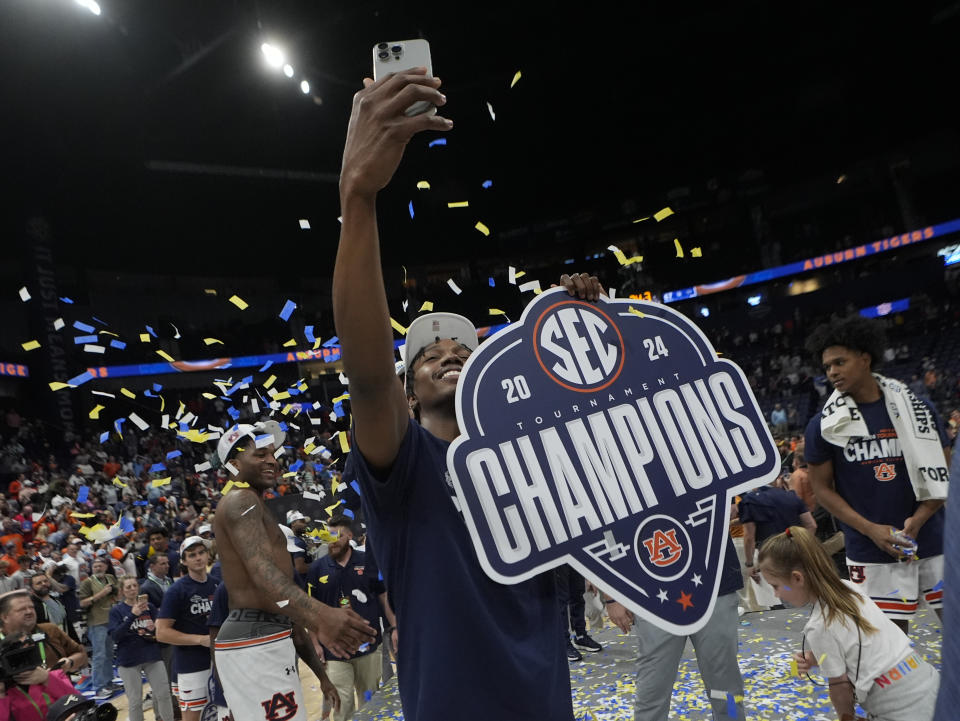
[274,446,285,458]
[276,599,290,608]
[18,287,31,302]
[91,390,116,398]
[447,278,462,295]
[298,219,311,230]
[224,461,239,476]
[608,288,617,298]
[402,299,408,312]
[83,344,106,354]
[508,266,517,285]
[486,101,496,121]
[195,462,212,472]
[351,589,368,603]
[241,505,256,516]
[518,279,541,294]
[53,318,65,331]
[335,483,347,493]
[128,413,149,431]
[161,413,169,428]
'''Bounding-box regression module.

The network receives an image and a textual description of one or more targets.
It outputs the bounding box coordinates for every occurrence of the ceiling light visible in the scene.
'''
[300,80,310,94]
[283,64,294,78]
[75,0,101,15]
[260,43,286,69]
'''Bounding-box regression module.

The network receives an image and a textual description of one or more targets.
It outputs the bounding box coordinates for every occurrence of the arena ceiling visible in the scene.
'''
[2,0,957,275]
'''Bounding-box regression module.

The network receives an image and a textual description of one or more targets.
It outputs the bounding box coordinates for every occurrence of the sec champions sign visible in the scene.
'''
[447,288,779,634]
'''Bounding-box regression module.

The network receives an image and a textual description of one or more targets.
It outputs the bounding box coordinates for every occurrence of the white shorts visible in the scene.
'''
[176,668,212,713]
[215,613,305,721]
[846,555,944,619]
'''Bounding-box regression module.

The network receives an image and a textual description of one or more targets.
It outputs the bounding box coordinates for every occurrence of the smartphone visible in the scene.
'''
[372,39,436,117]
[137,594,148,605]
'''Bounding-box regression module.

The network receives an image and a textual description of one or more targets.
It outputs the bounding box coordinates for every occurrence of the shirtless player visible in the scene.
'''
[212,421,375,721]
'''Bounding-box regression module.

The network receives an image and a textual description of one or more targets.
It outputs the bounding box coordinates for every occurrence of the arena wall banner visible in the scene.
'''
[448,288,780,634]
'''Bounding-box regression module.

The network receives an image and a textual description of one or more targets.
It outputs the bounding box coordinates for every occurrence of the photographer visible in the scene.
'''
[0,590,86,677]
[0,592,83,721]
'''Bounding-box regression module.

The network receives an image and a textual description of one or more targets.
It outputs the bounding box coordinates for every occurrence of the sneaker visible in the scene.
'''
[566,642,583,662]
[95,688,113,701]
[573,634,603,652]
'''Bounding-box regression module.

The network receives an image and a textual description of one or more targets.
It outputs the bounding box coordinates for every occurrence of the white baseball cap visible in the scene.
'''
[216,420,286,465]
[180,535,210,557]
[400,312,478,367]
[197,523,212,536]
[286,510,307,524]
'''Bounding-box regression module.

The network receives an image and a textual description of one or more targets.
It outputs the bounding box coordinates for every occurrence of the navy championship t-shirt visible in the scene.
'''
[158,574,218,673]
[353,420,574,721]
[805,397,948,564]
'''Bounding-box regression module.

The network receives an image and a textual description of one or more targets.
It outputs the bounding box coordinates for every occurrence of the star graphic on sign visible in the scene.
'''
[656,589,668,603]
[677,591,694,611]
[691,573,703,587]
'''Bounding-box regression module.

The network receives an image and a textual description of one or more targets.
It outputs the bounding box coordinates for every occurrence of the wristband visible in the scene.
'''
[604,599,616,604]
[744,562,754,567]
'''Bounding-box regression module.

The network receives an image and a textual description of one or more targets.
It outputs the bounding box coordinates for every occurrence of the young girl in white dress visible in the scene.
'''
[758,526,939,721]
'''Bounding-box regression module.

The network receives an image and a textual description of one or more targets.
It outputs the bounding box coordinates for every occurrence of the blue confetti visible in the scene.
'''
[119,517,135,533]
[92,316,108,325]
[133,500,148,506]
[74,335,98,344]
[227,407,240,420]
[152,383,162,392]
[408,201,414,219]
[304,325,316,343]
[932,580,944,592]
[77,486,89,503]
[145,325,158,338]
[488,277,495,287]
[60,297,74,304]
[482,179,493,188]
[358,642,370,653]
[259,361,274,372]
[99,431,109,443]
[279,299,297,321]
[322,336,339,348]
[114,418,126,434]
[289,460,303,473]
[333,401,345,418]
[73,321,95,333]
[364,690,373,702]
[67,370,94,386]
[277,421,289,432]
[343,508,355,519]
[378,570,383,581]
[166,450,182,460]
[110,340,126,350]
[428,138,447,147]
[149,463,166,473]
[350,480,362,497]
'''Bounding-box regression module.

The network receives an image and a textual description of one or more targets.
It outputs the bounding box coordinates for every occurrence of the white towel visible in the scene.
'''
[819,374,949,501]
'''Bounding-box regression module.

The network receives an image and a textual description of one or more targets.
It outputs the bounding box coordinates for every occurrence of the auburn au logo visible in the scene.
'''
[261,691,298,721]
[642,529,684,567]
[874,463,897,481]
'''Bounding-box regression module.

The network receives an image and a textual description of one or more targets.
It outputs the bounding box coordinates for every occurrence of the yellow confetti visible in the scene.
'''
[304,442,316,455]
[282,338,297,347]
[318,575,329,584]
[447,201,469,208]
[229,294,248,310]
[112,477,127,488]
[221,480,236,495]
[510,70,521,88]
[790,659,798,677]
[263,375,277,389]
[632,216,650,223]
[332,393,350,403]
[121,388,136,399]
[475,221,490,236]
[49,382,72,391]
[156,350,175,362]
[204,289,217,295]
[338,432,350,453]
[674,238,684,258]
[21,340,40,351]
[89,404,105,420]
[654,206,674,222]
[489,308,506,316]
[71,512,96,519]
[691,247,702,258]
[178,429,211,443]
[139,333,150,343]
[608,245,628,265]
[273,391,291,400]
[234,481,250,489]
[416,180,431,190]
[628,306,645,318]
[818,653,827,665]
[152,477,172,487]
[98,330,119,337]
[390,318,408,335]
[419,301,434,312]
[324,502,341,516]
[514,270,526,279]
[202,392,216,399]
[312,338,321,350]
[204,338,223,346]
[282,471,297,478]
[297,382,308,391]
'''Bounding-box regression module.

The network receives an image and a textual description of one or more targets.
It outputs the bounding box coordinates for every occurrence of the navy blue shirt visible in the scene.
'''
[108,600,163,667]
[353,420,573,721]
[306,549,385,658]
[805,397,948,563]
[717,536,744,597]
[158,574,218,673]
[738,486,808,545]
[207,583,229,709]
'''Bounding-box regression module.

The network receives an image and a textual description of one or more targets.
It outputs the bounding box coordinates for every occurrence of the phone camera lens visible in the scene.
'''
[377,42,388,50]
[391,45,402,53]
[378,50,389,60]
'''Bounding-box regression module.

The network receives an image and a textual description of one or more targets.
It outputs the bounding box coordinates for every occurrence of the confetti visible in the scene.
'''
[77,487,90,503]
[67,371,94,386]
[89,405,105,420]
[120,388,136,398]
[139,333,150,343]
[632,216,650,223]
[195,461,212,472]
[352,589,368,603]
[241,504,257,516]
[489,308,506,316]
[654,206,674,222]
[318,575,329,584]
[408,201,415,218]
[229,295,248,310]
[691,247,703,258]
[298,219,310,230]
[156,350,175,362]
[427,138,447,148]
[416,180,431,190]
[475,221,490,236]
[276,600,290,608]
[83,344,105,354]
[447,201,469,208]
[53,318,65,330]
[110,340,126,349]
[486,101,496,121]
[482,180,493,189]
[390,318,407,335]
[508,266,517,284]
[48,381,71,391]
[204,289,217,295]
[224,462,239,476]
[518,279,542,294]
[419,301,434,312]
[279,300,297,321]
[628,306,645,318]
[447,279,463,295]
[18,287,31,302]
[73,321,95,333]
[510,70,522,87]
[21,340,40,351]
[282,339,297,347]
[338,432,350,453]
[674,238,684,258]
[151,477,172,487]
[204,338,223,345]
[129,413,149,431]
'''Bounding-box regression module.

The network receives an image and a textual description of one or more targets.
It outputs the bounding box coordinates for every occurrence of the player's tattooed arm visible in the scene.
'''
[220,491,375,657]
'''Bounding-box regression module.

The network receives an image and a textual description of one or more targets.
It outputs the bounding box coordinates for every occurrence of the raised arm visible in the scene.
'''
[218,490,375,658]
[333,69,451,471]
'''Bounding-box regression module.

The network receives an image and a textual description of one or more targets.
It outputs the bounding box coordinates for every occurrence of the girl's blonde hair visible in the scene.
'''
[758,525,876,634]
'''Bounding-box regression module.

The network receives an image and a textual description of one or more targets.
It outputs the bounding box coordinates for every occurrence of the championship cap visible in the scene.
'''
[286,510,307,524]
[400,312,478,367]
[216,420,286,465]
[180,535,210,557]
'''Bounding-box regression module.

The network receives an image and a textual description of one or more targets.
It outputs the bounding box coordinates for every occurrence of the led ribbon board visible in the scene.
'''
[448,288,779,634]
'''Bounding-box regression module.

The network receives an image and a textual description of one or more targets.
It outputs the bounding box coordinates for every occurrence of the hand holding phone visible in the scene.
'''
[373,39,436,117]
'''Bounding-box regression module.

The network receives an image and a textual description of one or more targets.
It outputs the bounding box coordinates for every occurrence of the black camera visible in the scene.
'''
[0,632,46,684]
